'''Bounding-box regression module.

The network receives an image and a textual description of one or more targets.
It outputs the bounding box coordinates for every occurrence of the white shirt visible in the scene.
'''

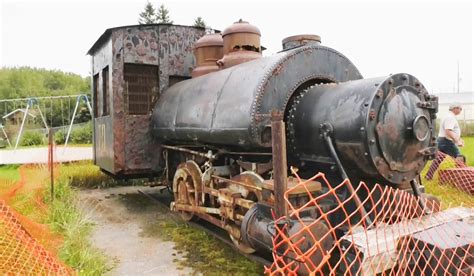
[438,113,461,141]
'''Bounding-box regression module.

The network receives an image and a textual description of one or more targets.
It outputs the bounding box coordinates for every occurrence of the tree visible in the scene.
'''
[156,4,173,24]
[193,17,206,28]
[138,1,157,24]
[76,107,92,123]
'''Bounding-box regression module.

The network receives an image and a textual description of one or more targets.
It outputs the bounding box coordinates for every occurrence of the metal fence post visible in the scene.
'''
[48,128,54,202]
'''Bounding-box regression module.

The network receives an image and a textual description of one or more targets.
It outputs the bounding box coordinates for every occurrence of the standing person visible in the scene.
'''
[425,103,464,180]
[438,103,464,157]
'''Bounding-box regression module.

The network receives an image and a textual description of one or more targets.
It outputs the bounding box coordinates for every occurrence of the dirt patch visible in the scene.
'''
[78,185,263,275]
[78,186,194,275]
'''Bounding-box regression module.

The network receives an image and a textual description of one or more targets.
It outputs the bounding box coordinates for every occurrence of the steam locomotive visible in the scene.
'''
[150,20,439,255]
[89,20,442,271]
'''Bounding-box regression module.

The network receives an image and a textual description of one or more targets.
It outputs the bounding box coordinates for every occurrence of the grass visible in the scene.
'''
[0,164,110,275]
[59,160,147,189]
[159,221,263,275]
[118,193,263,275]
[44,172,110,275]
[0,165,49,225]
[460,136,474,166]
[0,143,92,151]
[421,135,474,207]
[0,164,20,180]
[65,164,263,274]
[58,143,93,148]
[60,161,119,189]
[422,174,474,207]
[7,160,156,274]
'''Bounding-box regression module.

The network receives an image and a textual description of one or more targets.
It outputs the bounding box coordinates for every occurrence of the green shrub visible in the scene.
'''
[70,123,92,144]
[54,129,66,144]
[54,123,92,145]
[0,138,6,148]
[20,130,44,146]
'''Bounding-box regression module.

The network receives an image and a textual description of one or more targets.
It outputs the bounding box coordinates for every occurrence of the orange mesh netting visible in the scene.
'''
[0,165,62,250]
[0,143,70,274]
[265,170,473,275]
[424,151,474,195]
[0,200,70,275]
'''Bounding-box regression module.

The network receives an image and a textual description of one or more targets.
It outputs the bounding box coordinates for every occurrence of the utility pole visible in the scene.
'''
[457,60,460,93]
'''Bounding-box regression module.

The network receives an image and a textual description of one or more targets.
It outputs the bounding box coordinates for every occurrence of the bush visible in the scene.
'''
[54,129,66,144]
[20,130,44,146]
[70,123,92,144]
[0,138,6,148]
[54,123,92,145]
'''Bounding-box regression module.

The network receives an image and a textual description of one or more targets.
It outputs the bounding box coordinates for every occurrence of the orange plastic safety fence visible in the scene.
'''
[424,151,473,195]
[0,148,70,275]
[265,170,473,275]
[0,200,71,275]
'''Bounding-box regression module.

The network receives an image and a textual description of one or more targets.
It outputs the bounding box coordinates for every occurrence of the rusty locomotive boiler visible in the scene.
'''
[88,20,472,273]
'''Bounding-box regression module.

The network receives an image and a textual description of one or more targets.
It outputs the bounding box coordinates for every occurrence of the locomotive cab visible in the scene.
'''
[87,24,208,178]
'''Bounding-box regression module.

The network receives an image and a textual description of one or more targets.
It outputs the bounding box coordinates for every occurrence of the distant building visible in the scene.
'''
[435,92,474,121]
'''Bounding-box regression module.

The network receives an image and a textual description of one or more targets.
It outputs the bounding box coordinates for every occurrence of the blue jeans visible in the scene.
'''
[437,137,460,158]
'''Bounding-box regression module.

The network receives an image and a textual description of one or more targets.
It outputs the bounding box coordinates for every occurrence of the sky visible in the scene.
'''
[1,0,473,94]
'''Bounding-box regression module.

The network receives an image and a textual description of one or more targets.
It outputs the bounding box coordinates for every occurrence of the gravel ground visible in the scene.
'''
[78,186,194,276]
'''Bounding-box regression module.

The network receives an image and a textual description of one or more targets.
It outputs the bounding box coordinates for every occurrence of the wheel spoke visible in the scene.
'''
[172,161,203,221]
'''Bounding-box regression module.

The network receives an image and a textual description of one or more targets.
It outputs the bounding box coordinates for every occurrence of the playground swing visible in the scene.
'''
[50,98,53,127]
[3,94,89,150]
[68,97,71,125]
[0,102,12,147]
[60,98,64,126]
[0,123,12,147]
[14,98,49,150]
[43,96,69,129]
[64,94,93,148]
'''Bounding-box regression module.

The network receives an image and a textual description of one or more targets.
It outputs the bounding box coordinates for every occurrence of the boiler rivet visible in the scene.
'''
[376,89,383,98]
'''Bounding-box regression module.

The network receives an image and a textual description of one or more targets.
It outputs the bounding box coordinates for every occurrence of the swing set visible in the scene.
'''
[0,94,92,150]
